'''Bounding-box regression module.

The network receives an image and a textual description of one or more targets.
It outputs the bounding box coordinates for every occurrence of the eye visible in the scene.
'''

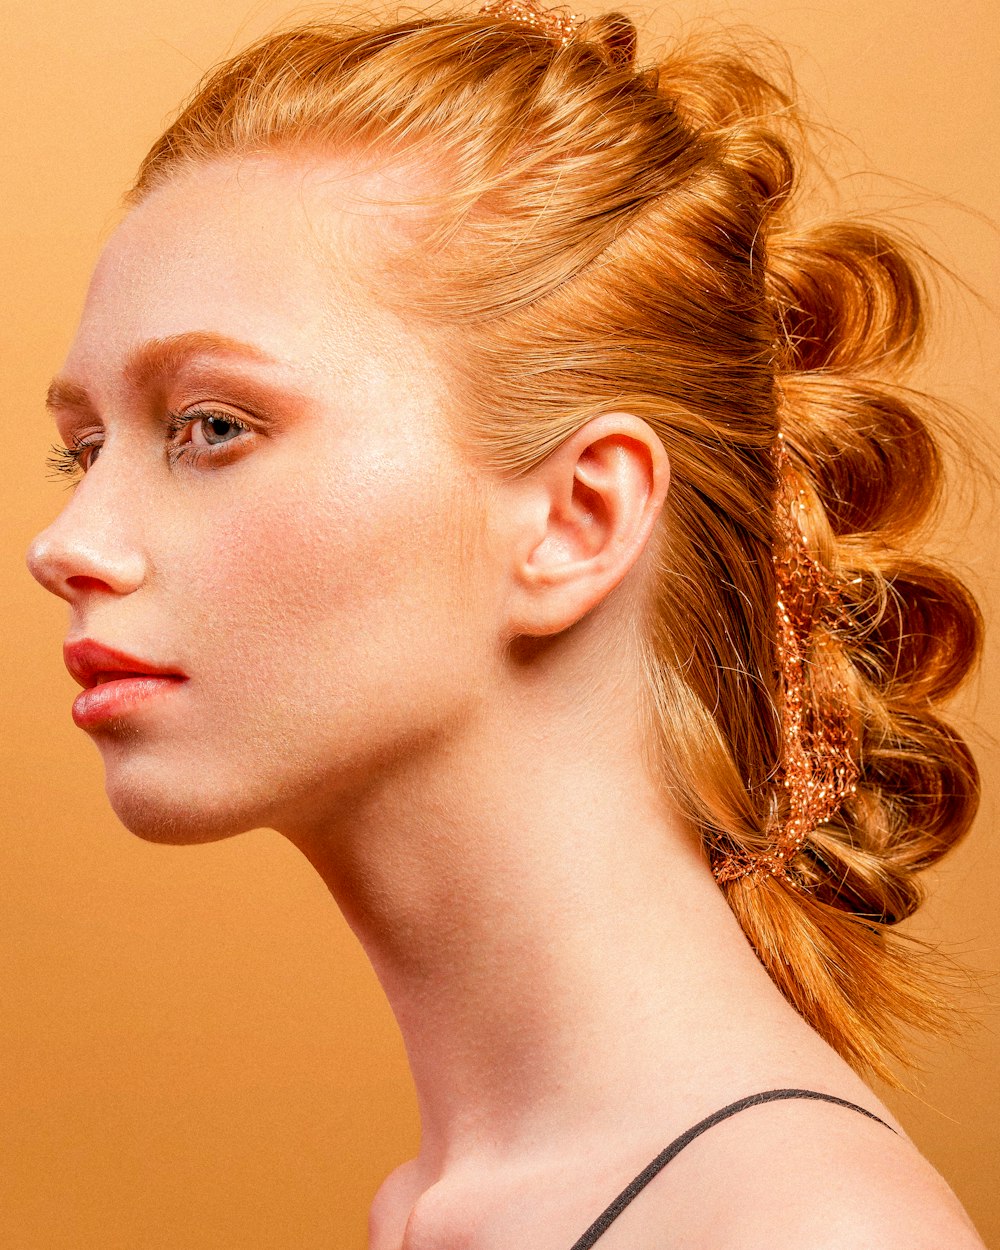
[44,407,254,485]
[45,436,98,484]
[168,407,253,462]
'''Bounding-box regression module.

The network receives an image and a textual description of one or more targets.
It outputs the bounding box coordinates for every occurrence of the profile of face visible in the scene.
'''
[25,154,504,848]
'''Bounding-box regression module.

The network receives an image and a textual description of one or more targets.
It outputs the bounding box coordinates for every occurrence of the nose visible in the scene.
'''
[25,491,146,603]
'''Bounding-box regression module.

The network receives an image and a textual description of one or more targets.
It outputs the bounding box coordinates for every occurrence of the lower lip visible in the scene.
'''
[72,676,187,729]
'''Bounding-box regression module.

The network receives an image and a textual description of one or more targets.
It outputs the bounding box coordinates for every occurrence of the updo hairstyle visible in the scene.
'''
[123,5,984,1087]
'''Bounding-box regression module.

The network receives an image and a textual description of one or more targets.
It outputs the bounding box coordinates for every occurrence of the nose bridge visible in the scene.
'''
[26,461,149,600]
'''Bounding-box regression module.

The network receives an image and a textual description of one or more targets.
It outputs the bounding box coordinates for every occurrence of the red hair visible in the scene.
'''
[124,7,984,1087]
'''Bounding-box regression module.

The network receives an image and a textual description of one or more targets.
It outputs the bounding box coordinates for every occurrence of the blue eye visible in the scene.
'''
[198,415,245,445]
[165,407,251,460]
[44,407,252,485]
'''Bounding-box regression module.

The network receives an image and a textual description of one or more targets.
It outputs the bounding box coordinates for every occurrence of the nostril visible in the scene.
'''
[24,539,110,598]
[66,574,113,593]
[24,526,145,600]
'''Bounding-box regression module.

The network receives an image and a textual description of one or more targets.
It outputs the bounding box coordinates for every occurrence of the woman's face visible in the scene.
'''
[25,153,500,845]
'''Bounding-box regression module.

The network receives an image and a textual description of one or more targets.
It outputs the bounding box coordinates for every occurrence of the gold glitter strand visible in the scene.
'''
[478,0,584,46]
[714,432,860,886]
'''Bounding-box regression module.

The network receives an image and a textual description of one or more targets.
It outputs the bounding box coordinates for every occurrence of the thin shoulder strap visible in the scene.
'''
[569,1088,899,1250]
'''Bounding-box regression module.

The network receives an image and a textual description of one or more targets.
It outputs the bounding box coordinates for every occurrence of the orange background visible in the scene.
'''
[3,2,999,1247]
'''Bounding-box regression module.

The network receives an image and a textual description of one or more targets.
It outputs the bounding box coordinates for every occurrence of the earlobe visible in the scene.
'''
[507,413,670,637]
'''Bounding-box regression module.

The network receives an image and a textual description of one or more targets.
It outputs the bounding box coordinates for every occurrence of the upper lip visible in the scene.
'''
[63,638,187,690]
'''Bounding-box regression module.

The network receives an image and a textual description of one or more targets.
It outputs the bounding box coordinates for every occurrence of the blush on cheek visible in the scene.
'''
[181,445,455,670]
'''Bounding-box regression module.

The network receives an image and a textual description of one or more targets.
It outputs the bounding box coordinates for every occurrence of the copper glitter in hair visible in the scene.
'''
[713,433,860,886]
[478,0,584,46]
[122,3,985,1082]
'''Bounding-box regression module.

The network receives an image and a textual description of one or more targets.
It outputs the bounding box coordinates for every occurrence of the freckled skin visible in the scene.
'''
[26,154,501,846]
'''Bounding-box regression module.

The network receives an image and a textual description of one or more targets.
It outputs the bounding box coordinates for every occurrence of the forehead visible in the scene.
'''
[64,153,425,390]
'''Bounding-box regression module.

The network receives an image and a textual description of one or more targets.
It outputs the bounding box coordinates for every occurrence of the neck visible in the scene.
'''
[277,659,819,1179]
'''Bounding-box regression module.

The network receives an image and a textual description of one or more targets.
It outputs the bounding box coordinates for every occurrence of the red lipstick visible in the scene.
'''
[63,638,187,729]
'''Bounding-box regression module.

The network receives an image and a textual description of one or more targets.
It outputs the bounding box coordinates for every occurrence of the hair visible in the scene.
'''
[123,4,984,1088]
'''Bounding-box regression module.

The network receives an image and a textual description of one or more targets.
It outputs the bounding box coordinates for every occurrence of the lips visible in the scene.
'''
[64,638,187,690]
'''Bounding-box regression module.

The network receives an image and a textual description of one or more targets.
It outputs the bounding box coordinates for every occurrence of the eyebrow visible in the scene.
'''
[44,330,284,417]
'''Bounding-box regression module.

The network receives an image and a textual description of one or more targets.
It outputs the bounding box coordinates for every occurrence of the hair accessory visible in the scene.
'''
[478,0,584,46]
[713,432,860,886]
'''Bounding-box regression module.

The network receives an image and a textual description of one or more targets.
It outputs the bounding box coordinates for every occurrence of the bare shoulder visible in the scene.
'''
[722,1153,989,1250]
[705,1103,988,1250]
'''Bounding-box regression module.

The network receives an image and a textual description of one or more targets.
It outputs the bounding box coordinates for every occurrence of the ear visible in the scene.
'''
[502,413,670,639]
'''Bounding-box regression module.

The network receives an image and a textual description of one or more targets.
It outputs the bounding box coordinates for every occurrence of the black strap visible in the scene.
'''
[569,1087,899,1250]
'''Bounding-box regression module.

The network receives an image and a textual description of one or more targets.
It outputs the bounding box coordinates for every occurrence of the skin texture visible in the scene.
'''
[30,154,506,844]
[25,154,987,1250]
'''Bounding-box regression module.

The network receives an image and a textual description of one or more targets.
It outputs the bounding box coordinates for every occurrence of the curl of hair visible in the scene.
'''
[125,7,984,1085]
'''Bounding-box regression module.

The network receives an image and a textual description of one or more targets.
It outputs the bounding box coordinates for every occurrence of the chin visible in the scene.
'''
[103,773,260,846]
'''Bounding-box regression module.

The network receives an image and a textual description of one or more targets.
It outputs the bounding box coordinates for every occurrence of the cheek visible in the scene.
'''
[177,443,484,711]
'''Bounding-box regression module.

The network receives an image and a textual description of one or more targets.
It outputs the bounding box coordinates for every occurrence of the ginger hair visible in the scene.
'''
[123,6,984,1087]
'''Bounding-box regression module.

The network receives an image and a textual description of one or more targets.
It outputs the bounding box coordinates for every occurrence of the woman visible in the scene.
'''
[25,2,989,1246]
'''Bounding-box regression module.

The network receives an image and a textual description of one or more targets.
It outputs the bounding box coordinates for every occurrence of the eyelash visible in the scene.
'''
[44,408,252,485]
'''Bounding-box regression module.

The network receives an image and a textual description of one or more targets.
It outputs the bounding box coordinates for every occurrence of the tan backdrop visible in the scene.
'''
[3,1,998,1246]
